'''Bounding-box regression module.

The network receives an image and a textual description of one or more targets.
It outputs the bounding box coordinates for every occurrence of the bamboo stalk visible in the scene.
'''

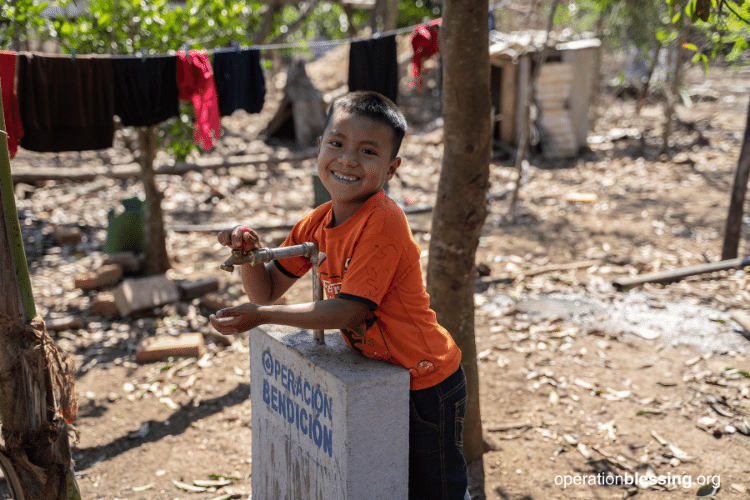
[0,80,35,322]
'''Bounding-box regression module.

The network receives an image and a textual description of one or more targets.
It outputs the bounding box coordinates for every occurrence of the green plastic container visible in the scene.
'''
[104,197,146,255]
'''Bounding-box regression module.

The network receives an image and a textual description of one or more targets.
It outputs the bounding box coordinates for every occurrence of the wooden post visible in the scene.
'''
[139,125,171,274]
[721,98,750,260]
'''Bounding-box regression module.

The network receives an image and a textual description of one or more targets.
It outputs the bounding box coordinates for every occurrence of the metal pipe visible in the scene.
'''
[220,241,327,345]
[220,242,318,272]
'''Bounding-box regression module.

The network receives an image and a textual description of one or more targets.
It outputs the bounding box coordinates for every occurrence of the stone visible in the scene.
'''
[113,274,180,317]
[74,264,124,290]
[250,325,409,500]
[46,316,83,332]
[177,278,220,299]
[103,252,141,274]
[136,332,205,363]
[52,225,83,245]
[90,291,119,316]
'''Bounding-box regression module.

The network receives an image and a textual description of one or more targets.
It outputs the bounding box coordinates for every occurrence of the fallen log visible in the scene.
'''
[11,147,318,183]
[613,256,750,290]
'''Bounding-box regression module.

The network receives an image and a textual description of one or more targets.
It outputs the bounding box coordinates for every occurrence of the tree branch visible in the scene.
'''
[269,0,321,45]
[721,0,750,24]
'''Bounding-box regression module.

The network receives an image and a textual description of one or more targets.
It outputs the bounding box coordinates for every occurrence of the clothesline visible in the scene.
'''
[52,21,432,60]
[21,0,510,59]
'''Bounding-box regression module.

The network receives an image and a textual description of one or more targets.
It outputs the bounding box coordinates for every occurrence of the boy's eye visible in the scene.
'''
[328,140,342,147]
[362,148,377,156]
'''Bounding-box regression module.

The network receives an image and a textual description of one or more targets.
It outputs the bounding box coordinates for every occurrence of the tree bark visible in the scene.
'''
[139,126,171,274]
[425,0,491,495]
[721,98,750,259]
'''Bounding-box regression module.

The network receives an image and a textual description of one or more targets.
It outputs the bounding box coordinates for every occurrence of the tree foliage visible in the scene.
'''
[0,0,55,48]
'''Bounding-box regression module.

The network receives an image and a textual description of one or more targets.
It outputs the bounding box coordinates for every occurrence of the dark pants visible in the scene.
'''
[409,364,468,500]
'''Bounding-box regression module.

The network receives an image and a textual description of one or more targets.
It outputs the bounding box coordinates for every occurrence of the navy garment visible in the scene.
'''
[409,364,468,500]
[111,55,179,127]
[348,34,398,104]
[18,53,115,152]
[212,49,266,116]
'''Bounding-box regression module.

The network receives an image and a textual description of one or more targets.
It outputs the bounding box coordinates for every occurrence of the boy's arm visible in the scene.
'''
[241,262,297,305]
[209,297,371,335]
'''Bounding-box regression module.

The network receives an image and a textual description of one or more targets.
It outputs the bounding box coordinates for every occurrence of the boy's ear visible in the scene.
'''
[386,157,401,181]
[317,136,322,154]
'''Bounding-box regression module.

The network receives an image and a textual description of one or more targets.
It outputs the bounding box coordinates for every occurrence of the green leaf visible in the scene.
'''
[696,483,719,497]
[683,42,698,51]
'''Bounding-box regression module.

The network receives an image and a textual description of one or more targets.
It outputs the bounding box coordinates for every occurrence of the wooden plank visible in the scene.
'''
[612,257,750,290]
[562,47,597,148]
[536,63,574,84]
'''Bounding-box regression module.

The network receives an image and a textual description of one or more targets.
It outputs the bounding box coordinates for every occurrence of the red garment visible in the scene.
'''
[409,18,441,91]
[0,51,24,158]
[176,50,221,150]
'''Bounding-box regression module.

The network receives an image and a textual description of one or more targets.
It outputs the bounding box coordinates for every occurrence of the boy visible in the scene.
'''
[210,91,468,500]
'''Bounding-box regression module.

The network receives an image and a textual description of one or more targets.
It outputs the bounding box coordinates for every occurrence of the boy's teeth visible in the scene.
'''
[333,172,357,182]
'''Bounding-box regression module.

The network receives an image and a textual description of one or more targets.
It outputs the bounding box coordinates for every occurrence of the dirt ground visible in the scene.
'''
[3,42,750,500]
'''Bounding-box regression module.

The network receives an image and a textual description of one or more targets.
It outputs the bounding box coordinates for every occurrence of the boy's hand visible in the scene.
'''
[217,225,261,251]
[209,304,265,335]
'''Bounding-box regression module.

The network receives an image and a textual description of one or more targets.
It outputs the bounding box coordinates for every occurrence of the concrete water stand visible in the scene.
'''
[249,325,410,500]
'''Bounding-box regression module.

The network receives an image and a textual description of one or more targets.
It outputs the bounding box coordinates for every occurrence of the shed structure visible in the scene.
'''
[489,31,600,159]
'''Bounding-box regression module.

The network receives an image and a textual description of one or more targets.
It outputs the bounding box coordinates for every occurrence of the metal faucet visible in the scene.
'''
[219,242,326,344]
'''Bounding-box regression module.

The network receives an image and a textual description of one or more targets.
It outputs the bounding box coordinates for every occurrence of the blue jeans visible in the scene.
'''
[409,364,468,500]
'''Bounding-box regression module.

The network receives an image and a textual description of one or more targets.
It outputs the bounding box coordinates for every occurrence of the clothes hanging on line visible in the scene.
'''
[177,50,222,150]
[212,49,266,117]
[347,34,398,104]
[0,51,24,159]
[18,53,115,152]
[111,55,180,127]
[410,18,441,91]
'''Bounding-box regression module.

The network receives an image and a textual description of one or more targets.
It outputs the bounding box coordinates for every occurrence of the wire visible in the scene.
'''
[210,23,424,54]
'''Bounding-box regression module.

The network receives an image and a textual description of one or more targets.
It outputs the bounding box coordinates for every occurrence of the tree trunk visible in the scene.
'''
[661,23,687,155]
[0,81,80,500]
[343,4,357,38]
[637,37,661,115]
[722,98,750,259]
[382,0,399,31]
[255,5,280,45]
[139,126,171,274]
[370,0,383,31]
[425,0,491,495]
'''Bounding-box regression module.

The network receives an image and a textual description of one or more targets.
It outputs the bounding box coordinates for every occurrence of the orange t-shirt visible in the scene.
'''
[274,190,461,390]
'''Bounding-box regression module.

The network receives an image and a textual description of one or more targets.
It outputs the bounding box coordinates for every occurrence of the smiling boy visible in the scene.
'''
[210,91,469,499]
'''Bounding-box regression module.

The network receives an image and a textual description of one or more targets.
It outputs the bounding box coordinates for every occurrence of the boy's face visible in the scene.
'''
[317,109,401,221]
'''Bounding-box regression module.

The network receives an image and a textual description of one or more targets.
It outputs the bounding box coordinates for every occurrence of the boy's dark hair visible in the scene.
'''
[324,91,407,158]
